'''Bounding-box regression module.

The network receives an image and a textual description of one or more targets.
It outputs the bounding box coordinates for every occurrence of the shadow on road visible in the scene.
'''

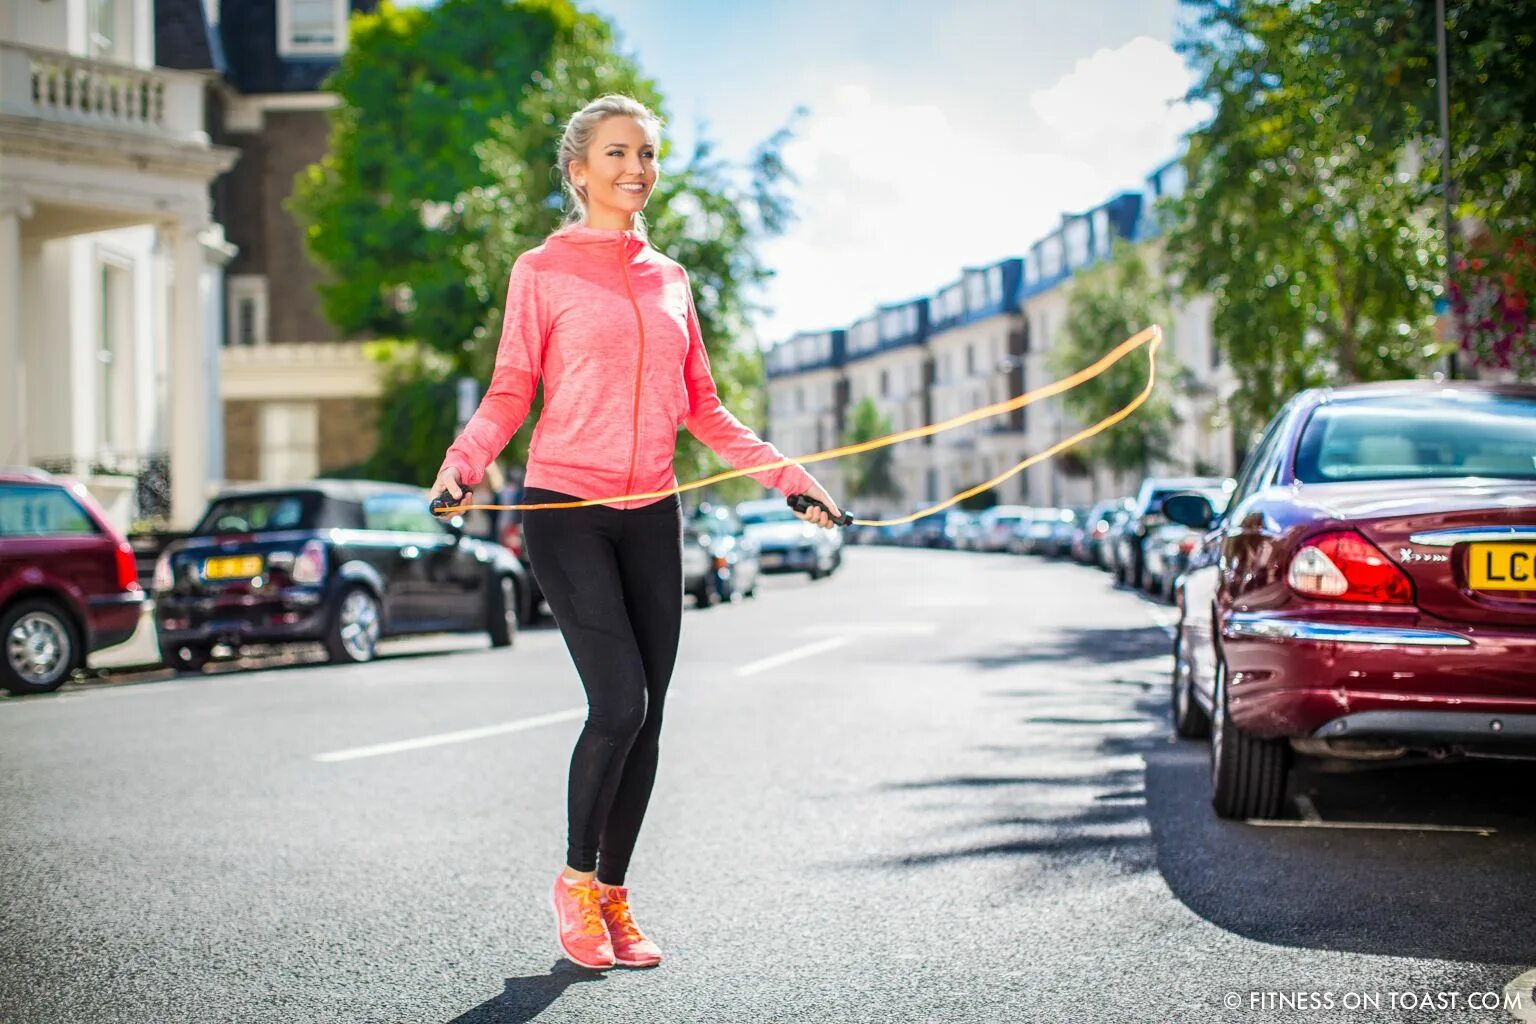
[445,962,608,1023]
[880,618,1536,967]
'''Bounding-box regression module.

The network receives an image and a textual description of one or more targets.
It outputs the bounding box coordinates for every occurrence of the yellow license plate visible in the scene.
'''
[203,555,263,580]
[1467,542,1536,591]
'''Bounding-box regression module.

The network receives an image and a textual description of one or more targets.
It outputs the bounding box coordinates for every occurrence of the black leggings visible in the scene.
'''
[520,486,683,885]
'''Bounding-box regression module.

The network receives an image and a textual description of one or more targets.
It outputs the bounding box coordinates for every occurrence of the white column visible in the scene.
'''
[0,195,30,465]
[167,216,210,527]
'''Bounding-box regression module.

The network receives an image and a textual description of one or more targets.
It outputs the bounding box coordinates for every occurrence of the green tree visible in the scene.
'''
[1170,1,1438,434]
[839,397,903,506]
[291,0,801,494]
[1049,242,1178,475]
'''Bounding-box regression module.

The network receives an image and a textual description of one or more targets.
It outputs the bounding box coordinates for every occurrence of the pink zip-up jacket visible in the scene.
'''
[439,224,820,511]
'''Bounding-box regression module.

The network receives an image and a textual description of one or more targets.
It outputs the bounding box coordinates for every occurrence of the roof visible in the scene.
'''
[154,0,223,73]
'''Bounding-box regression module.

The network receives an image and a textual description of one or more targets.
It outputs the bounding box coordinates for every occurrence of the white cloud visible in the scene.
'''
[752,36,1209,347]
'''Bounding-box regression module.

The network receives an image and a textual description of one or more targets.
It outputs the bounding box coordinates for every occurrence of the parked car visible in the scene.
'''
[1011,508,1063,554]
[736,498,842,579]
[683,504,760,607]
[908,508,970,549]
[976,505,1032,553]
[0,469,145,694]
[152,480,531,671]
[1143,489,1232,601]
[1115,475,1233,588]
[1169,381,1536,820]
[1045,507,1084,558]
[955,511,986,551]
[1075,498,1129,566]
[490,489,546,623]
[1101,504,1135,574]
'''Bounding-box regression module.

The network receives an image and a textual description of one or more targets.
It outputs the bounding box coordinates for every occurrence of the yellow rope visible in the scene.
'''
[435,325,1162,527]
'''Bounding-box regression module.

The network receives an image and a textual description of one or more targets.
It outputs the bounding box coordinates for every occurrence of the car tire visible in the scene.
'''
[488,575,519,648]
[163,643,211,675]
[324,585,381,664]
[1170,625,1210,740]
[1,598,81,695]
[1210,656,1290,819]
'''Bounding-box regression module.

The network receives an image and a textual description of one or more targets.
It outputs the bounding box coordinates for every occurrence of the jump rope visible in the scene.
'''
[429,325,1163,527]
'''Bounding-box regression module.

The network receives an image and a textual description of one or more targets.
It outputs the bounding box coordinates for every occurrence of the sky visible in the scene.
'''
[409,1,1210,347]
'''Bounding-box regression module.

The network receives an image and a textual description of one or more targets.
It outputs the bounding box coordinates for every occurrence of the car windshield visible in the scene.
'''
[1294,392,1536,483]
[739,506,799,526]
[196,493,318,534]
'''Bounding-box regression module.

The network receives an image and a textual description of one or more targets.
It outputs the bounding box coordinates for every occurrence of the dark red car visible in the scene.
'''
[1168,381,1536,819]
[0,470,145,694]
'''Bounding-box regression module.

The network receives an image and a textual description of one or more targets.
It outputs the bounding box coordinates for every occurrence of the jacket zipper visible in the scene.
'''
[617,236,646,508]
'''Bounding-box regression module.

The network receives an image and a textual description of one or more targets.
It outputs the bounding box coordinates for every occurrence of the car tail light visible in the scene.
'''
[291,540,327,585]
[500,523,524,558]
[713,555,728,570]
[1288,531,1413,604]
[152,551,173,592]
[112,541,142,592]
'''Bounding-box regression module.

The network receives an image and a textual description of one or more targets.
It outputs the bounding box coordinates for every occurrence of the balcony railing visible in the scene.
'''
[0,41,206,143]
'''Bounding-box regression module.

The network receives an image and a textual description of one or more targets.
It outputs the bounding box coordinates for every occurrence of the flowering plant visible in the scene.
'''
[1447,234,1536,375]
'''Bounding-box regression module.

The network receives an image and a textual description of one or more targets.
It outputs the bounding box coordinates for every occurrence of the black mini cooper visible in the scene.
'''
[152,480,531,672]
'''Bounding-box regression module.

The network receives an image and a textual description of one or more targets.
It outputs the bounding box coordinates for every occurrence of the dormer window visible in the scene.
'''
[280,0,348,56]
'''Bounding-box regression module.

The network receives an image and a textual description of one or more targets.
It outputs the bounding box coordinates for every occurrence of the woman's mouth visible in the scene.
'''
[616,183,647,194]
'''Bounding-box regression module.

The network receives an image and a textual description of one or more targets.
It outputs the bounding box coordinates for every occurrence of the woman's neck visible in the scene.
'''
[584,209,637,231]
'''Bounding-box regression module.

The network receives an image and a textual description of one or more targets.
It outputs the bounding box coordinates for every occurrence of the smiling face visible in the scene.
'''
[569,115,659,230]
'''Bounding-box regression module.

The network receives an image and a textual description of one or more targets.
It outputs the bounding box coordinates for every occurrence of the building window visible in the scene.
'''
[966,345,975,376]
[259,402,320,483]
[279,0,348,55]
[90,0,131,60]
[97,258,132,455]
[880,369,889,397]
[227,276,268,347]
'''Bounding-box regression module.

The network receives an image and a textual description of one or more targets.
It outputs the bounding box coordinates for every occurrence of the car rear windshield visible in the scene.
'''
[196,493,320,534]
[1295,392,1536,483]
[0,484,99,537]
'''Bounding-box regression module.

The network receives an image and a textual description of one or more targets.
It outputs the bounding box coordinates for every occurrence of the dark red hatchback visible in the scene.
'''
[1167,382,1536,819]
[0,470,145,694]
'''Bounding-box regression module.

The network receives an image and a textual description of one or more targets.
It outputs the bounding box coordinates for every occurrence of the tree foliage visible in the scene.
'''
[291,0,801,494]
[1050,242,1178,475]
[839,397,903,506]
[1171,0,1536,428]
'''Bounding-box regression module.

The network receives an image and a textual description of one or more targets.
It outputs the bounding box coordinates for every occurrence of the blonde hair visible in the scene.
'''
[557,94,664,237]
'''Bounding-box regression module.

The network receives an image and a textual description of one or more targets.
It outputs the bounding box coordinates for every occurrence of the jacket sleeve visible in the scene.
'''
[440,255,545,487]
[681,271,819,497]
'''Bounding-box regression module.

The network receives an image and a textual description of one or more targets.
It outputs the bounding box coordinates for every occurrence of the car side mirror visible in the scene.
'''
[1161,492,1216,530]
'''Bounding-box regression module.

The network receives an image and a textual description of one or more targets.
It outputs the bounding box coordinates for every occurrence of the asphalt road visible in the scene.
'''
[2,546,1533,1024]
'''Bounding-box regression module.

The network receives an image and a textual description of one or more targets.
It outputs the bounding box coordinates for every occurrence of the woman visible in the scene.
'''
[431,94,842,971]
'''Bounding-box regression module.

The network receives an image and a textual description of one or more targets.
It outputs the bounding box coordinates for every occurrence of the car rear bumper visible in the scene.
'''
[1222,612,1536,739]
[86,590,147,651]
[154,587,329,646]
[757,546,820,573]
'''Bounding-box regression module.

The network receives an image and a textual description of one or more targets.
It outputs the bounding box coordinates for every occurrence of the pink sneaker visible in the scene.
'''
[550,873,614,969]
[600,886,663,968]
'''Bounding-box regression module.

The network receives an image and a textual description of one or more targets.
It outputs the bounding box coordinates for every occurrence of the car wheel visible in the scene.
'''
[488,575,519,648]
[325,585,381,664]
[1,598,81,695]
[164,643,211,675]
[1210,656,1290,819]
[1170,624,1210,740]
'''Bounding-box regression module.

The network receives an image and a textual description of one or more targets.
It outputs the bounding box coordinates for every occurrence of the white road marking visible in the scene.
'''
[735,637,849,678]
[1245,819,1496,834]
[314,706,586,763]
[797,622,939,637]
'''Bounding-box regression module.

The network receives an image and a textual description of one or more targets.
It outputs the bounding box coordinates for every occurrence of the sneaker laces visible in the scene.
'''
[565,882,606,937]
[602,892,644,942]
